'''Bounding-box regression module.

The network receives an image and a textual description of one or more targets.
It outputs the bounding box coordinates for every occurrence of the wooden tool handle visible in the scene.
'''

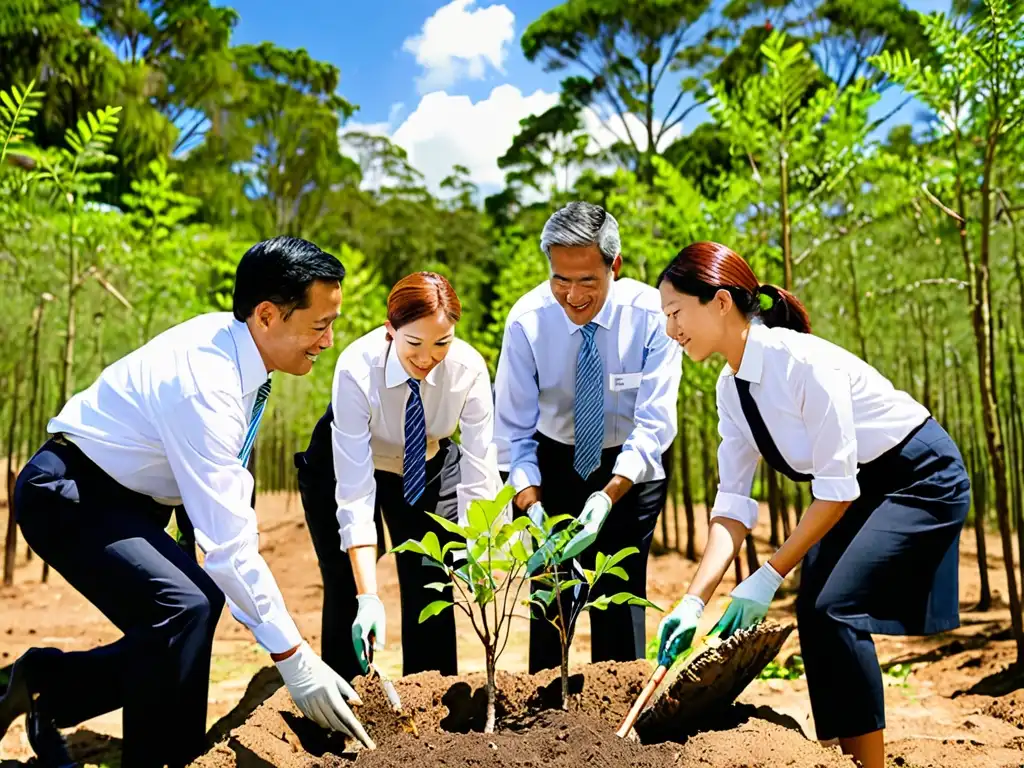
[615,664,667,739]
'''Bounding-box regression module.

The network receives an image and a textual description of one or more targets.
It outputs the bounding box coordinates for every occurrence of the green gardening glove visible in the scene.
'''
[710,562,784,639]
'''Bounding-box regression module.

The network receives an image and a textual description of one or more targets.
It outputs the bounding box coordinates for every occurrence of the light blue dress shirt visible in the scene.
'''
[494,277,682,493]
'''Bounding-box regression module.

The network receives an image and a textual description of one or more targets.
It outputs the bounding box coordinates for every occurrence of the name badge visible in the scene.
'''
[609,372,642,391]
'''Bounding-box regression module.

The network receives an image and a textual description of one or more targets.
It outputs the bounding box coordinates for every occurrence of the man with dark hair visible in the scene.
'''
[0,236,375,767]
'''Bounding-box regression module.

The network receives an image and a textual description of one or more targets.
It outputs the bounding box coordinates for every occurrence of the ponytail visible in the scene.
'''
[756,284,811,334]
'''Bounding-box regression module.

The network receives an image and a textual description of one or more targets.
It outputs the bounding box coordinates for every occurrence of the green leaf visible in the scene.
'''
[424,581,451,592]
[418,600,454,622]
[390,539,427,556]
[557,578,582,593]
[441,541,466,560]
[604,566,629,581]
[421,531,442,562]
[534,589,556,607]
[466,499,488,536]
[509,539,530,563]
[543,514,576,533]
[585,593,662,612]
[426,512,471,539]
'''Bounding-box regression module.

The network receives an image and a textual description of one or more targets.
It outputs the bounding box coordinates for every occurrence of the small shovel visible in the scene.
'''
[367,632,418,737]
[615,630,719,738]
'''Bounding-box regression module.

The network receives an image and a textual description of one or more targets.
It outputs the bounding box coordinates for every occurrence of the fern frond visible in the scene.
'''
[0,80,42,164]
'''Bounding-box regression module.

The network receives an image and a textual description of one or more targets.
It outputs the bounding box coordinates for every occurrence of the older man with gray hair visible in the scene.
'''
[493,201,682,673]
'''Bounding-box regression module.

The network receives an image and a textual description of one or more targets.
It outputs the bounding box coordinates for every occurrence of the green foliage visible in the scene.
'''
[0,80,40,164]
[27,105,123,205]
[758,655,805,680]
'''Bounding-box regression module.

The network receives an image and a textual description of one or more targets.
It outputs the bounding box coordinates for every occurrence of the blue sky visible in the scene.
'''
[216,0,955,195]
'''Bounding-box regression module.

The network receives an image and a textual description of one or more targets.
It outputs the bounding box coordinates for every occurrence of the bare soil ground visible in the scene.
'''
[3,490,1024,767]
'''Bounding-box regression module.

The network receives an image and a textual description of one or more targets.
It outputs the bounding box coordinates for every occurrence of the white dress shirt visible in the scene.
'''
[712,320,932,530]
[494,277,683,492]
[330,326,502,551]
[48,312,302,654]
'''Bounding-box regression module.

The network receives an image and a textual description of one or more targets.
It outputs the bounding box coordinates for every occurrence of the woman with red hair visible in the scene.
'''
[653,242,969,768]
[295,272,502,682]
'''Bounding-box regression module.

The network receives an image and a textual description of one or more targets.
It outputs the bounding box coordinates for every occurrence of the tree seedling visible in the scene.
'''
[524,510,662,710]
[390,484,530,733]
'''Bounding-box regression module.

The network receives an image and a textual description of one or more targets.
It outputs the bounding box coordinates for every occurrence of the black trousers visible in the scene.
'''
[795,417,970,740]
[295,404,462,682]
[13,437,224,768]
[517,433,667,674]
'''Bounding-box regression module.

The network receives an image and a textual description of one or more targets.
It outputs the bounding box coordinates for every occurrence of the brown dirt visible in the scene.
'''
[189,662,853,768]
[5,490,1024,766]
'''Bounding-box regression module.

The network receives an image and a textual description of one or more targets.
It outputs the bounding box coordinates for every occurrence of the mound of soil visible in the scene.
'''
[190,660,852,768]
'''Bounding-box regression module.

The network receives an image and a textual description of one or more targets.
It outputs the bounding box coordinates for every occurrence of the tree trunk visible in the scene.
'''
[485,652,497,733]
[779,476,792,539]
[61,214,78,411]
[848,239,869,362]
[4,361,24,586]
[1006,326,1024,599]
[957,357,991,611]
[976,142,1021,663]
[767,467,780,547]
[680,414,696,561]
[780,147,793,291]
[745,534,759,573]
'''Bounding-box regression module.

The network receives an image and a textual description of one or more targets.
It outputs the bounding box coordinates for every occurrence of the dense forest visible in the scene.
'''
[1,0,1023,662]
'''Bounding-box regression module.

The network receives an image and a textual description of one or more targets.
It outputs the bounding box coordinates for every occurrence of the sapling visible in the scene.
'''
[390,484,533,733]
[526,514,661,710]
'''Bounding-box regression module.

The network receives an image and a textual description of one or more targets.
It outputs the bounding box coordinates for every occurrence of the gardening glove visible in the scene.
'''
[711,562,784,639]
[525,501,558,574]
[561,491,612,561]
[275,641,375,748]
[656,594,704,668]
[351,594,386,674]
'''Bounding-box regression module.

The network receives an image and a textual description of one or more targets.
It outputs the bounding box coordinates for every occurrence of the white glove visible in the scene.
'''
[275,642,375,748]
[351,593,386,673]
[561,491,612,560]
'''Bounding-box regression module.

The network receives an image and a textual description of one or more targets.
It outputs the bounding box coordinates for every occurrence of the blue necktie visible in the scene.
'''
[573,322,604,479]
[239,377,271,467]
[403,378,427,505]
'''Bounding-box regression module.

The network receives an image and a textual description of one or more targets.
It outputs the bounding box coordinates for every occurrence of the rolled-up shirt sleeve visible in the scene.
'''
[494,319,542,493]
[613,311,682,484]
[155,389,302,654]
[800,361,860,502]
[710,388,762,531]
[455,369,504,527]
[331,367,378,551]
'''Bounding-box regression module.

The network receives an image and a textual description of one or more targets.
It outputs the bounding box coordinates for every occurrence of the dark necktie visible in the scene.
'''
[733,377,812,483]
[239,377,271,467]
[403,378,427,505]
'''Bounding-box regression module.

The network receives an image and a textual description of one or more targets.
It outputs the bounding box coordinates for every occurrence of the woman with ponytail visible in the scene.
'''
[653,242,969,768]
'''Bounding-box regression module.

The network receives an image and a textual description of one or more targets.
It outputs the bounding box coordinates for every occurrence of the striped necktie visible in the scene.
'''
[573,322,604,479]
[403,378,427,505]
[239,377,271,467]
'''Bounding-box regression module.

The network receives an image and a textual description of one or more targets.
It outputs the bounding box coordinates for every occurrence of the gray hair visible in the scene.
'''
[539,201,621,267]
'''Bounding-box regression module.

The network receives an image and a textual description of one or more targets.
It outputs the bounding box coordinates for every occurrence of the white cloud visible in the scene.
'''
[340,87,688,199]
[403,0,515,93]
[390,84,558,193]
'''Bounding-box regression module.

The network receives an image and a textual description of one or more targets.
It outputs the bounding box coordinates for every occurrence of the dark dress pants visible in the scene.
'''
[13,436,224,768]
[794,417,970,740]
[516,433,667,674]
[295,404,462,682]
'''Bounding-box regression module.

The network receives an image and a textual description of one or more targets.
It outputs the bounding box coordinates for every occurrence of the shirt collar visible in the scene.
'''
[229,318,270,396]
[727,318,766,384]
[384,339,442,388]
[562,279,616,335]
